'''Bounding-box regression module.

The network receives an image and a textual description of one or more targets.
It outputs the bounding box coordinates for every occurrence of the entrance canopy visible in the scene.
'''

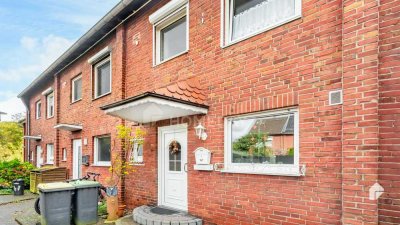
[54,124,83,132]
[24,135,42,140]
[101,92,208,123]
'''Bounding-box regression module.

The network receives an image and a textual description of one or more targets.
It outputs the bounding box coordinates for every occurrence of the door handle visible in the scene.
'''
[184,163,188,172]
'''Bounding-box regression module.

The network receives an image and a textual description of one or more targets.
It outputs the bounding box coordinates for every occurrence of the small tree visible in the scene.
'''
[105,125,146,188]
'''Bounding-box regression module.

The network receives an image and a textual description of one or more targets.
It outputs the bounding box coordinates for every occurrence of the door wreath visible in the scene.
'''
[169,140,181,155]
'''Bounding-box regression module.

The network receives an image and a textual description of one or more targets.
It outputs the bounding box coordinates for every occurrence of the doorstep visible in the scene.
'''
[133,205,202,225]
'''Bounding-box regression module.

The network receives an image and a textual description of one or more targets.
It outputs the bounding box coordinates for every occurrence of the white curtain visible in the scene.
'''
[232,0,296,41]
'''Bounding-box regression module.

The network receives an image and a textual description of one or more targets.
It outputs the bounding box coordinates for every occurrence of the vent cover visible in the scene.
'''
[329,90,343,105]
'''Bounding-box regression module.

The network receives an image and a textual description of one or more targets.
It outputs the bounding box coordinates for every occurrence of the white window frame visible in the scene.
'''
[46,92,54,118]
[152,3,189,65]
[71,75,82,103]
[220,0,302,47]
[130,139,144,164]
[46,144,54,164]
[223,108,300,176]
[62,148,67,161]
[93,56,112,99]
[94,135,111,166]
[36,101,41,119]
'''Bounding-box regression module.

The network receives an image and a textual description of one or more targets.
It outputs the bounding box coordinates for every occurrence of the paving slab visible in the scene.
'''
[0,192,37,205]
[115,215,138,225]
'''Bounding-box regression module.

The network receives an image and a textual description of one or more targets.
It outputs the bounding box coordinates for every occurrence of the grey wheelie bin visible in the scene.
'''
[37,182,75,225]
[70,180,101,225]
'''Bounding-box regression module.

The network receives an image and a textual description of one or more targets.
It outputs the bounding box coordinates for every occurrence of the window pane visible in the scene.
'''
[169,151,182,171]
[231,0,296,40]
[160,16,187,61]
[73,77,82,101]
[47,94,54,117]
[231,114,294,164]
[98,137,111,162]
[96,61,111,97]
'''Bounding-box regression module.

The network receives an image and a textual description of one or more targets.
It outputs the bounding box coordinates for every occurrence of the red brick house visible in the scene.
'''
[18,0,399,224]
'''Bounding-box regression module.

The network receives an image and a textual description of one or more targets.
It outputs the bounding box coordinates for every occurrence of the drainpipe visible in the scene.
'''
[22,98,31,164]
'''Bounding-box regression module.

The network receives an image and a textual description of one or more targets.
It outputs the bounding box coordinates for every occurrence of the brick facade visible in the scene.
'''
[21,0,399,224]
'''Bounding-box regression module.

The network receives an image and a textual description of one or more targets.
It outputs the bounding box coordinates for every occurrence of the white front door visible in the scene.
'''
[158,124,188,211]
[73,139,82,179]
[36,146,43,168]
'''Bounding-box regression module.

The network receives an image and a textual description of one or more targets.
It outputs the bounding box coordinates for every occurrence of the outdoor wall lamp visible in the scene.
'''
[194,123,207,141]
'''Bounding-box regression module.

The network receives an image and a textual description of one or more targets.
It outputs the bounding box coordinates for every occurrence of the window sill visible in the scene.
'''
[71,99,82,105]
[221,15,302,49]
[221,164,305,177]
[92,163,111,167]
[93,92,111,101]
[153,50,189,67]
[129,162,145,166]
[47,116,54,120]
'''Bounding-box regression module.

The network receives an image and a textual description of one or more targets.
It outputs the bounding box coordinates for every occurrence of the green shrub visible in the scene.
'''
[98,200,108,216]
[0,159,34,188]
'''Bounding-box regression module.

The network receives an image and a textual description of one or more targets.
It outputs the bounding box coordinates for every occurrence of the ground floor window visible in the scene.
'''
[224,108,299,175]
[94,135,111,166]
[129,139,144,164]
[46,144,54,164]
[62,148,67,161]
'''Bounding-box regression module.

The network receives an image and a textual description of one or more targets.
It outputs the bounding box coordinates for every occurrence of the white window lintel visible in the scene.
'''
[149,0,188,24]
[88,46,111,64]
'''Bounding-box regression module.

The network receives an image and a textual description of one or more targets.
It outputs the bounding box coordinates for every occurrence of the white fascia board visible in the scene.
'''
[88,46,111,64]
[41,87,54,96]
[149,0,188,24]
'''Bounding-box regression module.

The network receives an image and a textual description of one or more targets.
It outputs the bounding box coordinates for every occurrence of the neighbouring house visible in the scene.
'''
[18,0,399,224]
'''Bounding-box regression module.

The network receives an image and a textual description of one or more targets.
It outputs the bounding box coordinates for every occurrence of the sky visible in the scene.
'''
[0,0,120,121]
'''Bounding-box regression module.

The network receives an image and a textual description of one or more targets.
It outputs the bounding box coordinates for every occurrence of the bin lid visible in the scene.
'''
[38,182,75,192]
[69,180,101,188]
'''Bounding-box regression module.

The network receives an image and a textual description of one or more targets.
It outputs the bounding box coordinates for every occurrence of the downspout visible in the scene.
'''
[22,98,31,164]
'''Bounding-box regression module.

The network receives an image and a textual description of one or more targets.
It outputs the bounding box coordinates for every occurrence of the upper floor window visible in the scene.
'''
[150,0,189,65]
[71,75,82,103]
[94,135,111,166]
[46,92,54,118]
[94,57,111,99]
[36,101,41,119]
[46,144,54,164]
[222,0,302,46]
[224,108,300,176]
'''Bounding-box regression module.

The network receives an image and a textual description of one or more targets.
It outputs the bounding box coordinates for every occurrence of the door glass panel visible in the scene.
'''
[168,140,182,171]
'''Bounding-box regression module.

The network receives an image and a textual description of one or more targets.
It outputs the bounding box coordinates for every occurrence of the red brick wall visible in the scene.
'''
[122,0,344,224]
[378,0,400,224]
[28,79,57,167]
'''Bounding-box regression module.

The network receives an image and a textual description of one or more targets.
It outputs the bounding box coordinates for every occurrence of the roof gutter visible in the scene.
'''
[18,0,153,98]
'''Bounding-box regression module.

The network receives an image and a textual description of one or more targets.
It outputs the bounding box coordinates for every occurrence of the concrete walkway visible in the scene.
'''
[0,192,36,205]
[0,198,36,225]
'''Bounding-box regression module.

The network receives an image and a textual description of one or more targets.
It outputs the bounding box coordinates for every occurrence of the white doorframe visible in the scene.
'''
[73,139,82,179]
[158,123,188,211]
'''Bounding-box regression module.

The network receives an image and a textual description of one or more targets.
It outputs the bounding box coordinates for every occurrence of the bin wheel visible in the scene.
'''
[34,198,41,215]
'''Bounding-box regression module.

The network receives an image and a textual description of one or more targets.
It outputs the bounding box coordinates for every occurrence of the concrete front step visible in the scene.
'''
[132,205,202,225]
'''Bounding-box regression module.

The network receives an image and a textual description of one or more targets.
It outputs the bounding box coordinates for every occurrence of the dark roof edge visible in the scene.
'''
[18,0,151,99]
[100,92,209,110]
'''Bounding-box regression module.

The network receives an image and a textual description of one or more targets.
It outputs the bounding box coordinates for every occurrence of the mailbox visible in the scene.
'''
[194,147,211,165]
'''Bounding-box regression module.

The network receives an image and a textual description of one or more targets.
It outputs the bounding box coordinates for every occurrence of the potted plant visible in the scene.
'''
[105,125,146,221]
